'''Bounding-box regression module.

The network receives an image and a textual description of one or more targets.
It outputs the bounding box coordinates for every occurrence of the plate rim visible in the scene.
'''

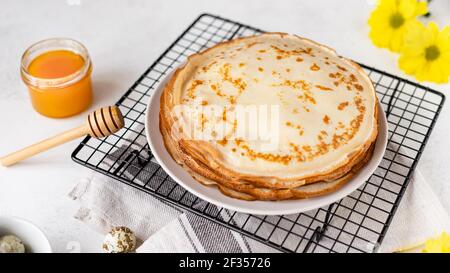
[145,70,388,215]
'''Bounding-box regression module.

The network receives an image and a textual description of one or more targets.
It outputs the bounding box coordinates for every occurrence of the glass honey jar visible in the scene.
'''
[21,38,93,118]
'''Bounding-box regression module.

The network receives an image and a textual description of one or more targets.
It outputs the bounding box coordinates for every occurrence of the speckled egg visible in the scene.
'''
[0,235,26,253]
[102,226,136,253]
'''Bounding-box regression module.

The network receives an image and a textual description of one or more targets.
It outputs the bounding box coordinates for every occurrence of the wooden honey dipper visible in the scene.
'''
[0,106,124,167]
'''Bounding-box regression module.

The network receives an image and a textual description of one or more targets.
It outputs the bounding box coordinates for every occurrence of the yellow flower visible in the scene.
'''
[368,0,428,52]
[399,22,450,83]
[423,232,450,253]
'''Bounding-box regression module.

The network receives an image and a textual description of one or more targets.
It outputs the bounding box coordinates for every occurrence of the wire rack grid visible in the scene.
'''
[72,13,445,253]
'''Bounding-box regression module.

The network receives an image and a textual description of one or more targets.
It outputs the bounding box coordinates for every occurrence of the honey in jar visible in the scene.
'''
[21,38,93,118]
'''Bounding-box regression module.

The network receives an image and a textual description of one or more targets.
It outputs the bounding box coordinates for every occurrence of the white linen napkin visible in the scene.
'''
[69,173,277,253]
[69,130,449,253]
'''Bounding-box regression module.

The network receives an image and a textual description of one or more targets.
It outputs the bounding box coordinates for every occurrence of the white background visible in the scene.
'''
[0,0,449,253]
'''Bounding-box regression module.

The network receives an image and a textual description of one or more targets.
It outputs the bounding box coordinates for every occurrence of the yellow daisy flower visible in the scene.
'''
[423,232,450,253]
[399,22,450,83]
[368,0,428,52]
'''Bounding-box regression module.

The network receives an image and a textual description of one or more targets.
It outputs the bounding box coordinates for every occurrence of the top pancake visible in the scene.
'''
[162,33,378,183]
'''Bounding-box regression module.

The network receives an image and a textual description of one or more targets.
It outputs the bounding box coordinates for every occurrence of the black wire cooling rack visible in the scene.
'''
[72,13,445,253]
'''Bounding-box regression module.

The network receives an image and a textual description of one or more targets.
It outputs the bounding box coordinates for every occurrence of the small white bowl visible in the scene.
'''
[0,216,52,253]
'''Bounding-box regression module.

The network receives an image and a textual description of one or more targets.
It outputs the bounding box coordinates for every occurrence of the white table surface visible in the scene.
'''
[0,0,449,253]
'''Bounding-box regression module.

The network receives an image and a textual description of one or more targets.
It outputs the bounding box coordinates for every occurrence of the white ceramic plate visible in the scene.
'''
[145,72,387,215]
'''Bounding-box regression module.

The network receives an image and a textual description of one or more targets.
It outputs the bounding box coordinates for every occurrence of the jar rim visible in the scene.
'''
[21,38,92,89]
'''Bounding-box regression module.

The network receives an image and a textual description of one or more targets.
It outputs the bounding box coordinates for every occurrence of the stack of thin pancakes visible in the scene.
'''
[160,33,378,201]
